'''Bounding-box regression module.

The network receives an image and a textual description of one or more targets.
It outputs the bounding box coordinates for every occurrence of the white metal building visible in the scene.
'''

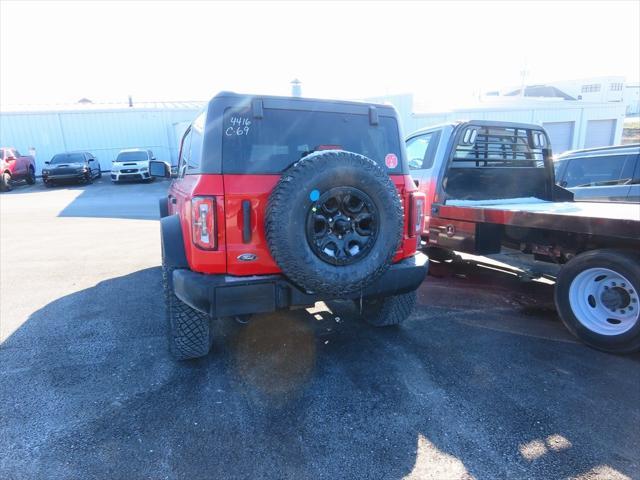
[366,94,626,155]
[624,83,640,116]
[0,101,204,174]
[545,76,626,103]
[1,91,629,176]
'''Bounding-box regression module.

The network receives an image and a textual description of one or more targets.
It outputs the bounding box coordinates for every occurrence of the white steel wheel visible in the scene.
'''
[568,267,639,336]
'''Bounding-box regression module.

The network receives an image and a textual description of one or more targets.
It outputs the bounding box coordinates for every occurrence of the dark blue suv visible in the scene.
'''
[554,144,640,203]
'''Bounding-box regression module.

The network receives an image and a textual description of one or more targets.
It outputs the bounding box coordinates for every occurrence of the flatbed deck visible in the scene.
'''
[436,200,640,240]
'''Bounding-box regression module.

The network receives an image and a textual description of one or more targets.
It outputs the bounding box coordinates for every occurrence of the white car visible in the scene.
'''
[111,149,156,183]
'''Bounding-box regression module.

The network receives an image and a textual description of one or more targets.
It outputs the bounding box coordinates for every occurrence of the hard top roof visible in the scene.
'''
[209,91,399,115]
[557,143,640,159]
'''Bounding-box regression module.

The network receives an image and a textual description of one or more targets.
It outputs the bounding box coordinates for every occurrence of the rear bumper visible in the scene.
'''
[172,253,429,317]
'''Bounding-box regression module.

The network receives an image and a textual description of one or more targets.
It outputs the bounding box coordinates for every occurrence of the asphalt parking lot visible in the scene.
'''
[1,179,639,480]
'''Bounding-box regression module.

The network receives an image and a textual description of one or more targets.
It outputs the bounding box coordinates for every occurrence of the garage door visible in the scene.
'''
[543,121,574,154]
[585,119,616,148]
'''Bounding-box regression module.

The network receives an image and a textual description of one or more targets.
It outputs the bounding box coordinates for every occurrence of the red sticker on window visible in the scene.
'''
[385,153,398,169]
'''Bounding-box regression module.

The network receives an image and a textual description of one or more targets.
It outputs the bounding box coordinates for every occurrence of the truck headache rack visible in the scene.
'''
[452,126,546,167]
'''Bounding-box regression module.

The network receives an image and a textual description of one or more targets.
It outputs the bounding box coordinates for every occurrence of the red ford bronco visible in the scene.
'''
[150,92,428,360]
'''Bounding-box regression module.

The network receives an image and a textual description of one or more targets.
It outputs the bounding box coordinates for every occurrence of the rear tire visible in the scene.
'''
[26,167,36,185]
[555,249,640,354]
[162,254,213,360]
[0,172,12,192]
[357,291,417,327]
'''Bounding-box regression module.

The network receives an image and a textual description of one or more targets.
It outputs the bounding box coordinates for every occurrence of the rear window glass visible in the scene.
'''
[222,108,403,174]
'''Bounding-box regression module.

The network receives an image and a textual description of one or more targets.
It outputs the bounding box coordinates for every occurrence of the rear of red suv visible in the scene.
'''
[152,92,428,360]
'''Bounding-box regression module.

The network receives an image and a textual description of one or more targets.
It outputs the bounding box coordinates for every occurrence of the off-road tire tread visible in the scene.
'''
[265,151,403,296]
[162,262,212,360]
[360,291,417,326]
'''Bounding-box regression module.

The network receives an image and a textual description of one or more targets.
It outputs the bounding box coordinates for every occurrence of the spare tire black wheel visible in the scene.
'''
[266,150,403,296]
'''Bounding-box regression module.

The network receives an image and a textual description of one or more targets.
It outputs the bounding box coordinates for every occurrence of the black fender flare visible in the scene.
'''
[159,197,169,218]
[161,214,188,269]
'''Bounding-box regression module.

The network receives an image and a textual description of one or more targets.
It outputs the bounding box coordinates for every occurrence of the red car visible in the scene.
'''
[0,147,36,191]
[149,92,428,360]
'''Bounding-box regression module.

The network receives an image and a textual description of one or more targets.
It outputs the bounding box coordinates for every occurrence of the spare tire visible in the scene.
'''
[266,150,403,296]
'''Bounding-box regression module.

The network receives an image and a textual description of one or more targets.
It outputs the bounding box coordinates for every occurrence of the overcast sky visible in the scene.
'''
[1,0,638,107]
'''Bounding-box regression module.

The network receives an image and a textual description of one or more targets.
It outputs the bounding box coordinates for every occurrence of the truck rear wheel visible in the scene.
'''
[357,291,417,327]
[555,249,640,354]
[162,255,213,360]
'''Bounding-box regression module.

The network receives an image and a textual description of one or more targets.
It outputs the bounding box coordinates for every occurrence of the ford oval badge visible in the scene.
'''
[237,253,257,262]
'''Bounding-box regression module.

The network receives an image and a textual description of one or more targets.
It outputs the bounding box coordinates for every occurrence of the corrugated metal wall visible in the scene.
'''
[0,106,202,174]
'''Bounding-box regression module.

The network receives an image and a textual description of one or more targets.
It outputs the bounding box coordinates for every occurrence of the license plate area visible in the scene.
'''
[214,283,276,317]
